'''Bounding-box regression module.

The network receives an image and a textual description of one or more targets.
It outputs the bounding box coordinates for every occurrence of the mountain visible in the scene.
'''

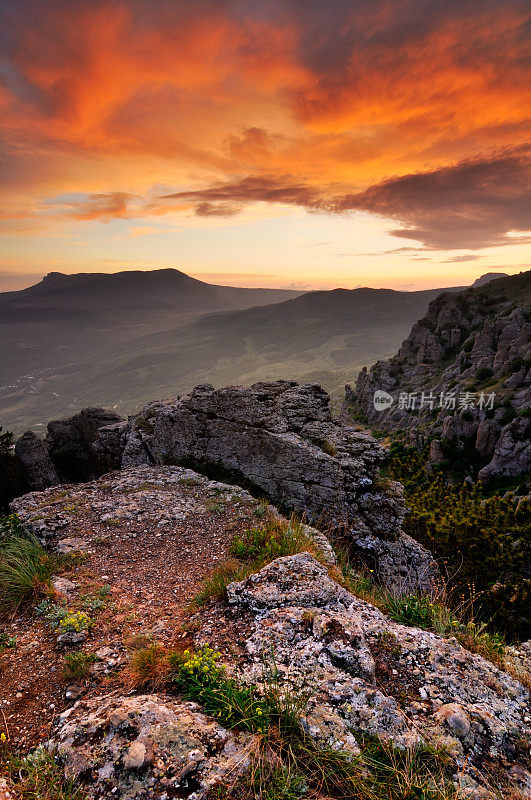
[347,270,531,483]
[0,271,470,434]
[0,269,303,321]
[472,271,509,287]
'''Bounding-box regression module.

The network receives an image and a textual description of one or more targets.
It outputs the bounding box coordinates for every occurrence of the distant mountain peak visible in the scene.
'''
[472,271,509,287]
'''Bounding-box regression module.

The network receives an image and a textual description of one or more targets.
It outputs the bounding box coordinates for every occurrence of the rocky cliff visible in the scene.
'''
[2,468,530,798]
[12,382,438,594]
[345,271,530,483]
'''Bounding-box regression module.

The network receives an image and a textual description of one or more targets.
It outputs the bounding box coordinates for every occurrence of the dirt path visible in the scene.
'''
[1,466,264,750]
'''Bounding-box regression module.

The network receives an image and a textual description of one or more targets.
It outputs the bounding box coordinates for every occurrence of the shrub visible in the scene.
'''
[57,611,92,634]
[0,528,55,611]
[196,517,319,605]
[193,560,249,605]
[129,643,167,688]
[385,443,530,640]
[385,594,441,630]
[163,646,455,800]
[0,745,85,800]
[62,651,95,681]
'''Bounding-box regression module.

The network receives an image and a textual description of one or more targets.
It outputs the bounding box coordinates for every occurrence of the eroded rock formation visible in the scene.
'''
[227,553,531,798]
[345,271,531,483]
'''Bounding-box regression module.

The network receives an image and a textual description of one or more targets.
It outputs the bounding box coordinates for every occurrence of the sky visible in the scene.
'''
[0,0,530,292]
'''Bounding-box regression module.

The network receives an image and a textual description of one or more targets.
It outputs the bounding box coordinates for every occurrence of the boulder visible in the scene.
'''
[14,431,59,491]
[117,382,406,541]
[228,554,530,795]
[50,695,254,799]
[46,407,123,482]
[478,417,531,484]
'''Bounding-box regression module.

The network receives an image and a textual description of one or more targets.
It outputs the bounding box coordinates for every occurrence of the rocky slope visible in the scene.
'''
[2,467,530,799]
[346,271,530,483]
[12,382,437,593]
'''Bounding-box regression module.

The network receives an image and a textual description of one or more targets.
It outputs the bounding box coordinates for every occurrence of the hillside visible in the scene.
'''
[347,270,530,484]
[0,272,465,434]
[1,383,529,799]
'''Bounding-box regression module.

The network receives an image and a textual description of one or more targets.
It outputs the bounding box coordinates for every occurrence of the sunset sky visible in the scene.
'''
[1,0,529,292]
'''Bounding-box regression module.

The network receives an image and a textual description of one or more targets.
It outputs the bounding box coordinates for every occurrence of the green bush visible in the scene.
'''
[386,443,530,640]
[0,523,55,611]
[385,594,439,630]
[0,745,85,799]
[196,517,319,605]
[143,645,455,800]
[62,651,96,681]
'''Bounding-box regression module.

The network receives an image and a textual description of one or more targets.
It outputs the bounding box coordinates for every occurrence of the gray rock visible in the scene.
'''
[15,431,60,491]
[51,695,253,798]
[479,417,531,484]
[46,407,123,482]
[346,273,531,483]
[10,381,438,593]
[228,554,530,793]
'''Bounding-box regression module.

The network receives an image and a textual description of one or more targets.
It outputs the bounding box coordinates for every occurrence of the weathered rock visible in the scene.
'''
[46,407,124,482]
[478,417,531,483]
[475,419,501,459]
[228,554,531,795]
[346,271,531,483]
[348,531,439,594]
[14,431,60,491]
[116,382,405,537]
[10,382,439,593]
[51,695,255,799]
[51,576,77,597]
[434,703,471,737]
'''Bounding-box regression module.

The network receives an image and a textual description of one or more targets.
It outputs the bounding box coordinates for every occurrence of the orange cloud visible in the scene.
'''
[0,0,529,250]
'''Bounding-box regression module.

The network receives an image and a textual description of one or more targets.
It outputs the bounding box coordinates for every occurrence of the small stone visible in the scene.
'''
[435,703,470,737]
[123,740,147,770]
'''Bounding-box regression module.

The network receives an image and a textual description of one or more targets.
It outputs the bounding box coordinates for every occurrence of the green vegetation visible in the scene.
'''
[35,598,93,633]
[128,643,166,688]
[81,584,110,613]
[62,650,96,681]
[195,515,320,605]
[384,593,505,664]
[0,515,56,611]
[129,644,455,800]
[385,443,530,640]
[0,744,86,800]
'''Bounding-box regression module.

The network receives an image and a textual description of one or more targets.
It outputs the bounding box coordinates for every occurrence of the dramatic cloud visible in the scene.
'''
[0,0,529,267]
[330,147,531,249]
[163,175,320,217]
[162,148,531,249]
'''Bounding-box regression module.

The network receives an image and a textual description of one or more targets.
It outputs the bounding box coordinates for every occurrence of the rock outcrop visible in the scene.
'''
[14,431,60,491]
[46,407,124,482]
[227,553,531,798]
[345,271,531,483]
[51,695,254,799]
[13,382,438,592]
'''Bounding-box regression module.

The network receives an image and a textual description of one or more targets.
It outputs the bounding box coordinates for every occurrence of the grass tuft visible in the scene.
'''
[195,515,321,606]
[62,650,95,681]
[0,529,55,611]
[128,643,456,800]
[0,745,86,799]
[128,643,167,688]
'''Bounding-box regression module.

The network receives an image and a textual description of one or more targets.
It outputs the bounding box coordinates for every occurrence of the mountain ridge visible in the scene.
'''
[0,269,509,434]
[346,270,531,484]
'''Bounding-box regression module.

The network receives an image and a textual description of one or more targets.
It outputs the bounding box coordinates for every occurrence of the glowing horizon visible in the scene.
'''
[1,1,529,293]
